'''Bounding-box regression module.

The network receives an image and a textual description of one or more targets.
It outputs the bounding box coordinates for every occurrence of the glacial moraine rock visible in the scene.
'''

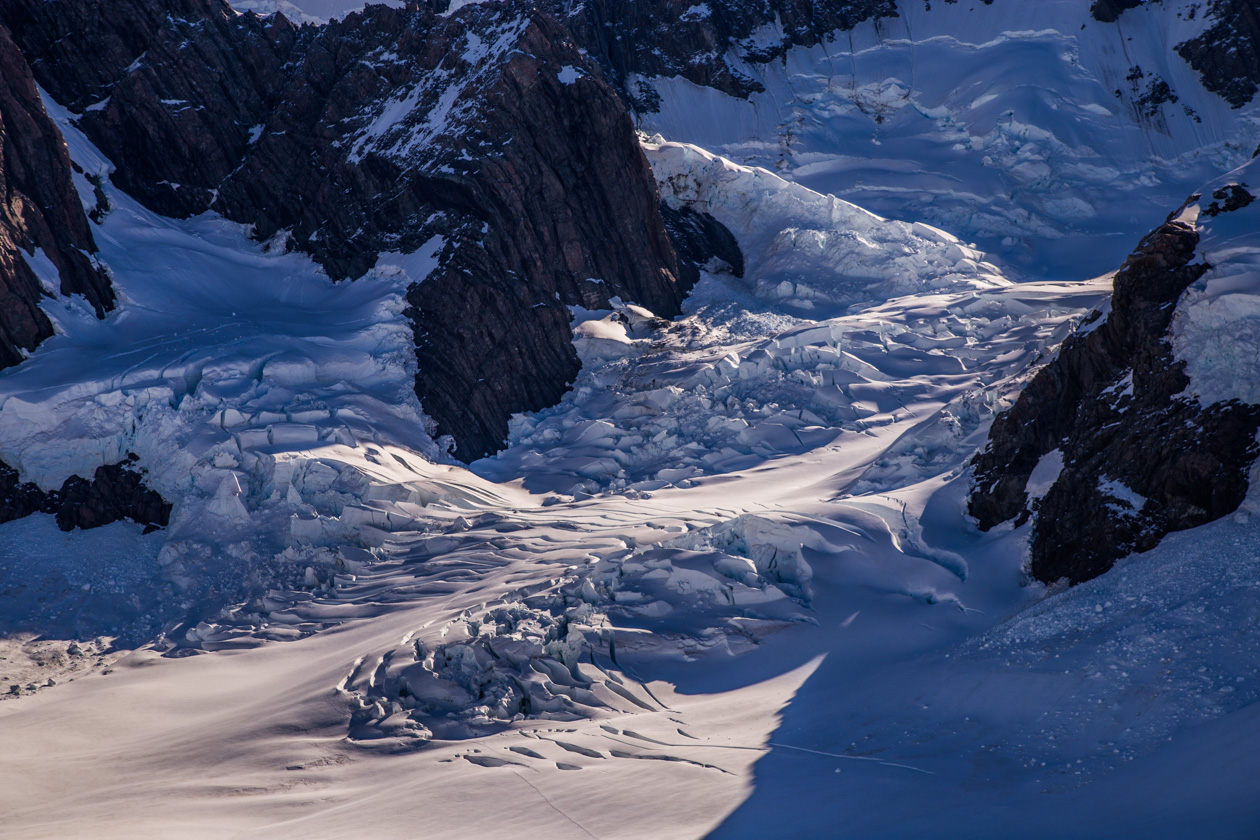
[970,185,1260,584]
[0,24,114,370]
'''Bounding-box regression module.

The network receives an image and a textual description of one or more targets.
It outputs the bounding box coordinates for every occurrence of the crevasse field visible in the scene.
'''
[3,1,1260,837]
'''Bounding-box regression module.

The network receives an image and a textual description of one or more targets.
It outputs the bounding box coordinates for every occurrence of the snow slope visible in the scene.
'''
[3,75,1260,840]
[639,0,1260,280]
[1170,156,1260,405]
[1,94,458,644]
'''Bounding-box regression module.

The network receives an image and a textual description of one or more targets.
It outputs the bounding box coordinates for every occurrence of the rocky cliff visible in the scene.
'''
[1095,0,1260,108]
[1,0,301,218]
[0,23,113,370]
[1176,0,1260,108]
[970,176,1260,584]
[1,21,168,534]
[2,0,692,460]
[215,4,690,458]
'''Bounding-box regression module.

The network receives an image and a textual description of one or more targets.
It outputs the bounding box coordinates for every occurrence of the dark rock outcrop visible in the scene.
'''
[660,203,745,283]
[540,0,898,105]
[214,3,689,459]
[1,0,301,218]
[970,190,1260,584]
[1090,0,1145,24]
[0,24,113,370]
[1175,0,1260,108]
[1,456,171,533]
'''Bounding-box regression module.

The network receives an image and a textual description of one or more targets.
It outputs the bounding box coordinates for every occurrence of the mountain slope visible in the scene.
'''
[3,2,1260,837]
[637,0,1260,280]
[1,0,692,459]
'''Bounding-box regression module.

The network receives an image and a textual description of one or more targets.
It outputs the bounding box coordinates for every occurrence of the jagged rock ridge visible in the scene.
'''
[1,0,300,219]
[970,187,1260,584]
[0,23,114,370]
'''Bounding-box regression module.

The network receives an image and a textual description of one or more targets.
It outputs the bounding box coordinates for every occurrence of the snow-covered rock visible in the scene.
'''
[972,157,1260,584]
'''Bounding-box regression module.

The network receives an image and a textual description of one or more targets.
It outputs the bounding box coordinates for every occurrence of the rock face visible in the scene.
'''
[1096,0,1260,108]
[6,0,1260,462]
[3,0,692,460]
[659,204,745,283]
[1090,0,1144,24]
[0,457,171,533]
[0,23,114,370]
[217,5,691,458]
[970,190,1260,584]
[1,0,300,218]
[1176,0,1260,108]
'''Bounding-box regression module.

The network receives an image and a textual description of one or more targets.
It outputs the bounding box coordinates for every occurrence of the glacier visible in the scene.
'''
[3,3,1260,838]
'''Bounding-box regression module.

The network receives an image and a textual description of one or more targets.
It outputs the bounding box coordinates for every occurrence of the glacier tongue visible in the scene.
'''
[477,142,1103,501]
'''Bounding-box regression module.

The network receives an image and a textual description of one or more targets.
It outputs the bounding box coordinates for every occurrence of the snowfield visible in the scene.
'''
[5,38,1260,840]
[638,0,1260,281]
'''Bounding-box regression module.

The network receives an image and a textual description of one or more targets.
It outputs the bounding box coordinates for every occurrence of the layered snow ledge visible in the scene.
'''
[1170,158,1260,407]
[645,139,1009,317]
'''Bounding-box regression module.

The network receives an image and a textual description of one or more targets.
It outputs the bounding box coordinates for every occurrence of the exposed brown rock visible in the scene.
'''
[0,24,113,370]
[970,192,1260,584]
